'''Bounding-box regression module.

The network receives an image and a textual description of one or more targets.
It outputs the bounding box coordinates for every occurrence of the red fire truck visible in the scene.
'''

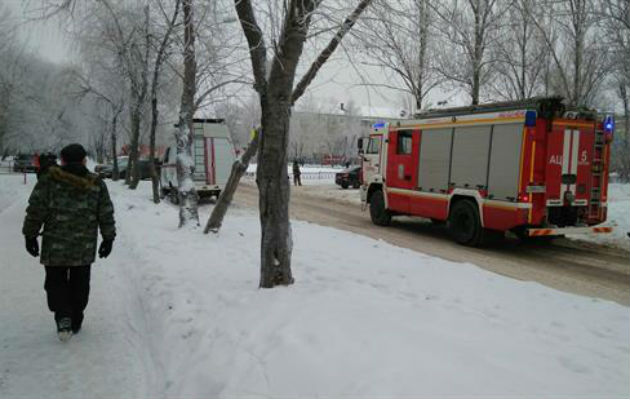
[359,97,614,246]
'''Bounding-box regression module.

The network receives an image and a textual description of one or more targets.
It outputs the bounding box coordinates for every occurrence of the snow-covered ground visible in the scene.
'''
[0,174,628,397]
[246,163,344,186]
[566,183,630,250]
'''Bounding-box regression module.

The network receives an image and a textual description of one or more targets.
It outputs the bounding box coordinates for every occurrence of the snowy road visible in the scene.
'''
[236,182,630,306]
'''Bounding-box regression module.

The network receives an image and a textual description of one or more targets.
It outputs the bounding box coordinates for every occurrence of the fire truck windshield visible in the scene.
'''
[366,136,382,154]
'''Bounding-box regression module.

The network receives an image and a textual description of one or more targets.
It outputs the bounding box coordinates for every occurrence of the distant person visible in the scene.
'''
[22,143,116,342]
[345,161,351,169]
[292,160,302,186]
[36,152,58,181]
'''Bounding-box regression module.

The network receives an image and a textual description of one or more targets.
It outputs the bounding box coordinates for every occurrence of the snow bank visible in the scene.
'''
[0,174,33,214]
[110,183,628,397]
[245,163,346,186]
[564,183,629,250]
[0,156,14,168]
[246,163,344,174]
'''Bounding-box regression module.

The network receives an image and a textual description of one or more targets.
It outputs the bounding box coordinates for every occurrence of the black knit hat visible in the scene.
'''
[60,143,87,163]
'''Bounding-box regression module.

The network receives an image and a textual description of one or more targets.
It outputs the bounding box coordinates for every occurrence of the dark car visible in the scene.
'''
[335,166,362,189]
[13,154,38,173]
[96,157,156,180]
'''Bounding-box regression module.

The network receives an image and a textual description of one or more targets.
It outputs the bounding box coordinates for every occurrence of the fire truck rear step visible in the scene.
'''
[527,226,613,237]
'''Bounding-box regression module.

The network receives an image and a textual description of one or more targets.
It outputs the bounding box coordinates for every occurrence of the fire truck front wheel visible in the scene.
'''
[448,199,483,246]
[369,190,391,226]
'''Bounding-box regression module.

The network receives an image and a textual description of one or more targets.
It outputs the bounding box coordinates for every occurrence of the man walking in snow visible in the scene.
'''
[22,143,116,342]
[292,160,302,186]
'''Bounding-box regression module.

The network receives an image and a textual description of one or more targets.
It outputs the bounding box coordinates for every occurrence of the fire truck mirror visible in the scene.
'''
[357,138,364,155]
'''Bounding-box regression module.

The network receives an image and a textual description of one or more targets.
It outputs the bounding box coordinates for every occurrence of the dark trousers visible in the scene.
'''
[293,174,302,186]
[44,265,91,323]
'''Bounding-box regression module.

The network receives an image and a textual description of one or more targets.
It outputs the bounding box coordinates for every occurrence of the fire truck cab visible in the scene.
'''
[359,97,614,246]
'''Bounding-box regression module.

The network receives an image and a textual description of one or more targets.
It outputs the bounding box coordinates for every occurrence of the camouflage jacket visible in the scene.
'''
[22,165,116,267]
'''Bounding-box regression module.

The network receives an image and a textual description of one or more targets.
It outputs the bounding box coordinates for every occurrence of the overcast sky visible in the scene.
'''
[4,0,74,64]
[3,0,463,117]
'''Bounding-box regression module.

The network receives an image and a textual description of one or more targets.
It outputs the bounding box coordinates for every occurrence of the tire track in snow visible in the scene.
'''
[235,182,630,306]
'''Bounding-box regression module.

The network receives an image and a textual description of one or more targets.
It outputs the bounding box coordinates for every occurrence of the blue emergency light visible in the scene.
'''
[372,122,385,129]
[603,115,614,132]
[525,110,537,127]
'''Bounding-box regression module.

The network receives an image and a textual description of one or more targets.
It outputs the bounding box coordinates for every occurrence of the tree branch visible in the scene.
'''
[234,0,267,95]
[291,0,373,105]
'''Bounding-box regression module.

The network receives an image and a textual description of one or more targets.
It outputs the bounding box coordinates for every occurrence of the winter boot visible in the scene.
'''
[71,313,84,334]
[56,317,73,342]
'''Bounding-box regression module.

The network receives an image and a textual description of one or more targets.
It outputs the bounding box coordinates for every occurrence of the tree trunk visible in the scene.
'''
[258,105,293,288]
[147,0,180,204]
[234,0,372,288]
[520,14,527,100]
[111,110,120,181]
[621,83,630,181]
[176,0,199,228]
[471,8,482,106]
[129,5,151,190]
[127,103,141,187]
[96,139,104,164]
[256,2,318,287]
[416,0,428,111]
[472,68,480,105]
[205,129,259,233]
[149,97,160,204]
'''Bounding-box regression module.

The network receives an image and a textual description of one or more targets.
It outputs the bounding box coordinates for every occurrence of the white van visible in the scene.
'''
[160,118,236,201]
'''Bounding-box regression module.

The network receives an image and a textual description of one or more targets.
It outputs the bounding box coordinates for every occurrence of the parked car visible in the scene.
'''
[94,163,113,177]
[12,154,38,173]
[335,166,362,189]
[95,157,156,180]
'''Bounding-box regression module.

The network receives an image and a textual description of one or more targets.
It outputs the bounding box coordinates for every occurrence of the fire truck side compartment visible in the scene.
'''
[450,125,492,190]
[487,123,524,201]
[417,128,452,192]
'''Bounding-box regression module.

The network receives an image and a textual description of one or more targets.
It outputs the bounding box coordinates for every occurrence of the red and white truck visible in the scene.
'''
[160,118,236,202]
[359,97,614,245]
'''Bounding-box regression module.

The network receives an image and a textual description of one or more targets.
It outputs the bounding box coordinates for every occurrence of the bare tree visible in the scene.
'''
[204,128,259,233]
[599,0,630,180]
[127,4,151,189]
[148,0,181,203]
[433,0,508,105]
[357,0,440,111]
[234,0,373,288]
[0,5,16,153]
[71,67,127,179]
[174,0,199,228]
[528,0,611,106]
[489,0,549,100]
[58,0,153,186]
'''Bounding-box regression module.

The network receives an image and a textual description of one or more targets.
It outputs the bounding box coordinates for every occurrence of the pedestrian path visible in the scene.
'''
[0,198,154,398]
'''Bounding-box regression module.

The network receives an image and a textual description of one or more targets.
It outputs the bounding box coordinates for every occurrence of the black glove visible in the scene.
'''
[25,237,39,257]
[98,239,113,259]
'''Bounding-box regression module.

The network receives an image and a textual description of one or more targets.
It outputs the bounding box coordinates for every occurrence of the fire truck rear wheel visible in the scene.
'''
[370,189,391,226]
[448,199,483,246]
